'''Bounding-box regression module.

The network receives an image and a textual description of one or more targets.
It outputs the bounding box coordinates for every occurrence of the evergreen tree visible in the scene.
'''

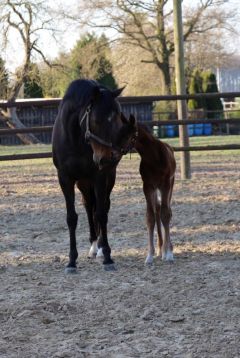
[96,56,118,89]
[39,33,118,96]
[39,52,73,98]
[188,69,205,110]
[70,33,118,89]
[23,63,43,98]
[201,71,223,119]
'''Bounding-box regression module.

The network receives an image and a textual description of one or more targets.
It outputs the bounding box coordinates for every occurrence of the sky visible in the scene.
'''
[1,0,240,73]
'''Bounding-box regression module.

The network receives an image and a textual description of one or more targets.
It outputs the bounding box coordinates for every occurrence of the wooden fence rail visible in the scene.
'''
[1,91,240,108]
[1,144,240,162]
[0,117,240,161]
[0,118,240,136]
[0,92,240,162]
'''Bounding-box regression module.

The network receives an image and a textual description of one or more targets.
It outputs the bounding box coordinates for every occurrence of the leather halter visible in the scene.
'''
[80,105,113,148]
[80,105,137,155]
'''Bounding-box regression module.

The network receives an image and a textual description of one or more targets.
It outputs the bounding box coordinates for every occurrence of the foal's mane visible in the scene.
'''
[137,122,156,142]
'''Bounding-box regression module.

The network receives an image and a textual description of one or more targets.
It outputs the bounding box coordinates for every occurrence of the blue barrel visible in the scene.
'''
[188,124,194,136]
[153,125,159,137]
[203,123,212,135]
[166,125,175,137]
[194,123,203,136]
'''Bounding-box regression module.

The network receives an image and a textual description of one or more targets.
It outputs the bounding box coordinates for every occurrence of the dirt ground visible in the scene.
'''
[0,151,239,358]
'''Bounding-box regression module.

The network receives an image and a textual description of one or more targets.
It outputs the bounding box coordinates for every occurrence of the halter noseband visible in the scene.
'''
[80,105,137,155]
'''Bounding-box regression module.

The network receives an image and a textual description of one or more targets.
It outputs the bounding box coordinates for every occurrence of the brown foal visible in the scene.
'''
[134,119,176,264]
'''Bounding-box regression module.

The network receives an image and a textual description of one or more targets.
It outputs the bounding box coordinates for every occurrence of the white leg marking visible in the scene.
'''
[88,241,98,258]
[156,248,161,257]
[162,250,174,261]
[96,247,104,258]
[145,254,154,265]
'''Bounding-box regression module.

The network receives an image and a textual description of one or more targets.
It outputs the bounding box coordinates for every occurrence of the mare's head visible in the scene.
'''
[81,83,136,169]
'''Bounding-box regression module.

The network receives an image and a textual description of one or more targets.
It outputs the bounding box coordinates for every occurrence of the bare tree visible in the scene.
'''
[66,0,237,95]
[0,0,60,144]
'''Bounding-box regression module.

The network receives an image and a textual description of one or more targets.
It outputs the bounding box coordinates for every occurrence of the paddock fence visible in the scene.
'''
[0,92,240,162]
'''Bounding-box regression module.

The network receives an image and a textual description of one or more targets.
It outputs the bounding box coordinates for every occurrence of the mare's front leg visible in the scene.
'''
[76,181,98,258]
[143,183,156,265]
[58,173,78,272]
[95,171,115,270]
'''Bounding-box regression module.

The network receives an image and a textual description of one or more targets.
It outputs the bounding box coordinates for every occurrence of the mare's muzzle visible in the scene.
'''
[93,150,121,170]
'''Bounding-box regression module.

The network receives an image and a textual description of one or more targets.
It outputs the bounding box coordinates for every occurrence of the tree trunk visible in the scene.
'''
[161,60,172,95]
[0,108,41,145]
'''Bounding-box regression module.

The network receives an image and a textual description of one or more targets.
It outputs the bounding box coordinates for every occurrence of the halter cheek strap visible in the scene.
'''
[79,105,137,154]
[80,105,113,148]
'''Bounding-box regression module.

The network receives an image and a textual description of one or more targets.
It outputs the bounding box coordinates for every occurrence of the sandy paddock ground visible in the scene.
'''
[0,151,239,358]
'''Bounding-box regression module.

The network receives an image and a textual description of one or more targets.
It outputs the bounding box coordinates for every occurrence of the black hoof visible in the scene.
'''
[104,263,117,272]
[64,266,77,274]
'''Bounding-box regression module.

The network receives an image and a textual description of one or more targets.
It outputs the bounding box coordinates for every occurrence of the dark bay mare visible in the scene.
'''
[52,79,137,272]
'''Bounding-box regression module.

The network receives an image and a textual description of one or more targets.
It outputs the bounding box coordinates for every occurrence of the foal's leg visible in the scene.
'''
[143,184,156,265]
[58,173,78,272]
[160,177,174,261]
[155,191,163,257]
[95,171,115,270]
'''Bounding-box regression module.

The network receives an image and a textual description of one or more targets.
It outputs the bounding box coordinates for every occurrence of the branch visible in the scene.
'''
[32,44,63,68]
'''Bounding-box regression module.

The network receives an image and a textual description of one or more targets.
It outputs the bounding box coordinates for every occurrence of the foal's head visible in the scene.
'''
[115,113,138,154]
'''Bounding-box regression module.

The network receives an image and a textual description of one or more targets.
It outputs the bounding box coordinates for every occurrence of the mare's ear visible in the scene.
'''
[112,86,125,98]
[129,114,136,127]
[120,112,128,124]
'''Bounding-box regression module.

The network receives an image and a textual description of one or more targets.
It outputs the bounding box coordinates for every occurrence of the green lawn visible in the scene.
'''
[0,135,240,169]
[162,135,240,161]
[0,143,51,155]
[162,134,240,147]
[1,135,240,156]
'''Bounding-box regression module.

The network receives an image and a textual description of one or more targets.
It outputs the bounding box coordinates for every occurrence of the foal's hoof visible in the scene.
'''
[162,251,174,262]
[64,266,77,274]
[145,254,154,266]
[104,263,117,272]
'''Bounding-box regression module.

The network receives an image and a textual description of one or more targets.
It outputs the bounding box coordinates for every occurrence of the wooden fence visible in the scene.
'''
[0,92,240,162]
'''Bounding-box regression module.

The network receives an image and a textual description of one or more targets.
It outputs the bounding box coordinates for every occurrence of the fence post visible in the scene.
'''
[173,0,191,179]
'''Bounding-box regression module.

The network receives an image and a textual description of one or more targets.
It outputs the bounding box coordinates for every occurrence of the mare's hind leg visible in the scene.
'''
[160,177,174,261]
[76,181,98,258]
[143,184,156,265]
[58,173,78,272]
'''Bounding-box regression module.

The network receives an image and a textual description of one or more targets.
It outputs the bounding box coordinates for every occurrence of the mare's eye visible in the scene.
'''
[107,111,115,123]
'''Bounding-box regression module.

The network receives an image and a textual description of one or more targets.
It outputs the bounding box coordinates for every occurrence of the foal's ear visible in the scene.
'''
[129,114,136,127]
[120,112,128,124]
[112,86,125,98]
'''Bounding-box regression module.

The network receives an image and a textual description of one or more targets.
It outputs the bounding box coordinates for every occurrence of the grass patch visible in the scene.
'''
[162,135,240,147]
[0,144,51,155]
[1,135,240,171]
